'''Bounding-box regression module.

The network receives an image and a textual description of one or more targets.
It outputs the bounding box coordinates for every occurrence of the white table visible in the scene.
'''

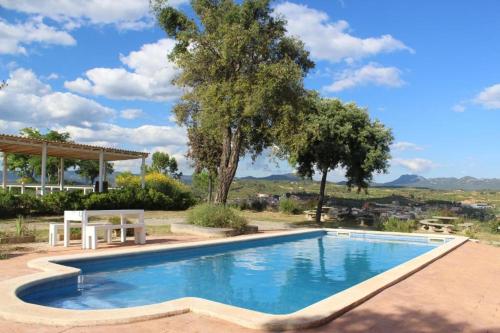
[63,209,145,249]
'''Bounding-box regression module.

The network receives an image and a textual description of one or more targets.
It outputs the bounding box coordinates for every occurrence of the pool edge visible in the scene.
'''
[0,229,468,331]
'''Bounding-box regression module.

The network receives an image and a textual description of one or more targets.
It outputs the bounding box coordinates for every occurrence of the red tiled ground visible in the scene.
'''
[0,237,499,333]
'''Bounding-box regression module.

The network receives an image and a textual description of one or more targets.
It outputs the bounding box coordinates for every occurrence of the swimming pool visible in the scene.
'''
[1,229,466,330]
[20,230,443,314]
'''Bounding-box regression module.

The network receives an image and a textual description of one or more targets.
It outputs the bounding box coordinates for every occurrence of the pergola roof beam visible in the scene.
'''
[0,134,148,161]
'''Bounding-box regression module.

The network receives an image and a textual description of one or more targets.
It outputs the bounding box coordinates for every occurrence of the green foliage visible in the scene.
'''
[153,0,314,203]
[290,98,393,192]
[488,220,500,233]
[146,172,195,208]
[187,204,247,232]
[285,97,393,222]
[191,171,210,200]
[465,224,481,238]
[147,151,182,179]
[382,218,416,233]
[279,199,302,215]
[115,171,140,188]
[0,185,194,218]
[76,160,114,185]
[238,199,268,212]
[41,191,84,213]
[116,171,195,209]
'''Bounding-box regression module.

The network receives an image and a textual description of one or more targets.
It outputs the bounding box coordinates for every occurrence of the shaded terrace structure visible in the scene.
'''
[0,133,149,195]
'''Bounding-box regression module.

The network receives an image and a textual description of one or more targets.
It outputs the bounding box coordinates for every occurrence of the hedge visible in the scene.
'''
[0,185,195,218]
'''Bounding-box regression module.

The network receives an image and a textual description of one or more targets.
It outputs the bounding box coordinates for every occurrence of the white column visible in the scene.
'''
[98,150,104,193]
[2,152,7,190]
[59,158,64,191]
[41,143,47,196]
[140,156,146,189]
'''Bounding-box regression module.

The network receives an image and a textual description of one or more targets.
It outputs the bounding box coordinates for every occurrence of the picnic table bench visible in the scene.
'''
[49,209,146,250]
[304,207,335,222]
[418,219,454,234]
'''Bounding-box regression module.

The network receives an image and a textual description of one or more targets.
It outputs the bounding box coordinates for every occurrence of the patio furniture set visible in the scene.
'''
[418,216,473,234]
[49,209,146,250]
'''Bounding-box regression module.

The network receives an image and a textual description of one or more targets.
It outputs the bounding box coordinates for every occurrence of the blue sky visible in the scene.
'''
[1,0,500,182]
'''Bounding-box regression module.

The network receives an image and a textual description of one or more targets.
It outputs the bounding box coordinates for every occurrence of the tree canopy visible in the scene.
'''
[147,151,182,179]
[290,97,393,223]
[76,160,114,185]
[153,0,314,203]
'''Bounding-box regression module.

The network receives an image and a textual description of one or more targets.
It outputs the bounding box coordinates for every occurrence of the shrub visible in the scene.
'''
[187,204,248,232]
[279,198,302,215]
[239,199,268,212]
[41,191,84,214]
[115,172,195,210]
[0,184,195,219]
[465,224,481,239]
[488,220,500,233]
[115,171,141,188]
[382,218,416,233]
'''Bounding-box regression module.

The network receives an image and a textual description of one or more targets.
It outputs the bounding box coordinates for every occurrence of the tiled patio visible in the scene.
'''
[0,236,499,333]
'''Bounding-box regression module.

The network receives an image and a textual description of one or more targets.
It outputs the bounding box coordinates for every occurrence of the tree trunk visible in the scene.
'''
[315,168,329,224]
[215,127,242,205]
[207,174,213,203]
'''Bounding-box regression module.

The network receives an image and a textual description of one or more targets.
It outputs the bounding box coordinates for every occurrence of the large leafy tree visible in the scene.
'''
[7,128,76,183]
[153,0,314,204]
[290,98,393,223]
[147,151,182,179]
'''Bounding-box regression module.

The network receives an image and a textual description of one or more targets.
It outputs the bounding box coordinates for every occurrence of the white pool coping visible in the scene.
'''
[0,229,468,331]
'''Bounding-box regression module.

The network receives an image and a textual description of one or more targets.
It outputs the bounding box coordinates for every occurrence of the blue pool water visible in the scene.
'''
[20,231,440,314]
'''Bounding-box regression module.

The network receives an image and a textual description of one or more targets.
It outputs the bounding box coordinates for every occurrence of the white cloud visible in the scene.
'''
[393,158,436,173]
[274,2,412,63]
[0,0,188,31]
[120,108,145,120]
[58,123,189,172]
[325,63,404,92]
[0,17,75,54]
[391,141,423,152]
[60,123,187,149]
[0,68,115,127]
[474,84,500,109]
[64,39,182,101]
[452,103,466,113]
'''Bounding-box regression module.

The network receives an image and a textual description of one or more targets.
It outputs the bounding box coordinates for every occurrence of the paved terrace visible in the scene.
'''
[0,235,499,333]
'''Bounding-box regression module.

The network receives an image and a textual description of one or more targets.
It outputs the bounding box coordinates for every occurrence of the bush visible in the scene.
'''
[115,171,195,210]
[279,198,302,215]
[239,199,268,212]
[465,224,481,239]
[41,191,84,214]
[382,218,416,233]
[187,204,248,232]
[488,220,500,233]
[115,171,140,188]
[0,185,195,219]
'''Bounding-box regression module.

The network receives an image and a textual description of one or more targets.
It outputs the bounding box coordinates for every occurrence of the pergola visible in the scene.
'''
[0,133,149,195]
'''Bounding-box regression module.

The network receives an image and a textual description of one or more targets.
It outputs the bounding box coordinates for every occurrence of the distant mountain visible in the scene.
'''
[238,173,301,181]
[379,174,500,190]
[382,174,427,187]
